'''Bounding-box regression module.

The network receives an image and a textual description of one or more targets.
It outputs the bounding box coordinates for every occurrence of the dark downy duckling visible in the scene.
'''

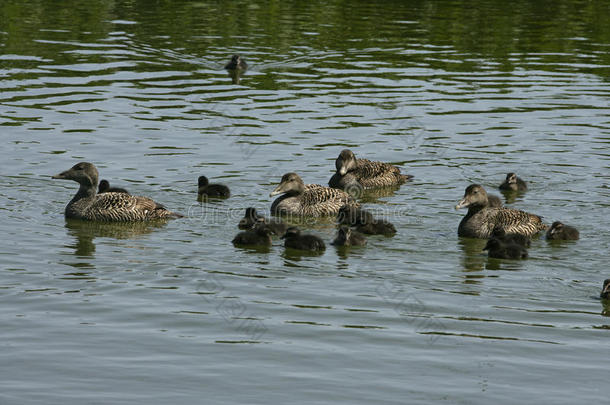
[336,205,396,236]
[198,176,230,199]
[332,226,367,247]
[281,227,326,252]
[98,179,129,194]
[225,55,248,70]
[270,172,355,217]
[52,162,181,221]
[484,238,528,259]
[456,184,545,239]
[491,227,531,248]
[487,194,503,208]
[499,173,527,192]
[232,224,273,247]
[600,279,610,300]
[546,221,579,240]
[329,149,412,192]
[238,207,288,236]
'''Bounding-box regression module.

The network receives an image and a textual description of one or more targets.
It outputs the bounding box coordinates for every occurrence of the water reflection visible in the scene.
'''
[227,69,246,85]
[457,237,487,272]
[64,219,167,256]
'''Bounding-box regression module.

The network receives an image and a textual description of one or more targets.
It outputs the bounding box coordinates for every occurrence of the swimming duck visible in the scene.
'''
[546,221,579,240]
[98,179,129,194]
[484,238,528,259]
[601,279,610,300]
[270,172,355,217]
[225,55,248,70]
[238,207,288,236]
[332,226,367,247]
[232,224,273,247]
[336,205,396,236]
[328,149,412,192]
[198,176,230,199]
[499,173,527,192]
[52,162,181,221]
[455,184,545,238]
[491,227,531,248]
[281,227,326,251]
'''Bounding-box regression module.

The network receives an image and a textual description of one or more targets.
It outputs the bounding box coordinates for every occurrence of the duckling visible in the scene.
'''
[232,224,273,247]
[52,162,181,221]
[332,226,367,247]
[225,54,248,70]
[198,176,230,199]
[487,194,503,208]
[456,184,545,238]
[281,227,326,252]
[238,207,288,236]
[270,172,355,217]
[329,149,412,191]
[546,221,579,240]
[499,173,527,192]
[98,179,129,194]
[600,279,610,300]
[336,205,396,236]
[491,227,531,248]
[484,238,528,259]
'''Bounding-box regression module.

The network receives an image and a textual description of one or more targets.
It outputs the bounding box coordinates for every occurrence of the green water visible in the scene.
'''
[1,0,609,403]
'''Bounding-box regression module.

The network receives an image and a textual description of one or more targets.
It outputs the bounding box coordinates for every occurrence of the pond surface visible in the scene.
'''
[1,0,609,403]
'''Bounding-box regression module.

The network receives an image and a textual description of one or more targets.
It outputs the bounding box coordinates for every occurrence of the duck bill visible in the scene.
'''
[52,170,69,179]
[454,197,470,210]
[338,166,348,176]
[269,184,285,197]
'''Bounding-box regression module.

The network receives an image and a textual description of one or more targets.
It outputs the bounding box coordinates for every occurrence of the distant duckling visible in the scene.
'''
[198,176,230,198]
[491,227,531,248]
[601,279,610,300]
[336,205,396,236]
[332,226,367,247]
[499,173,527,192]
[546,221,579,240]
[238,207,288,236]
[232,224,273,247]
[225,55,248,70]
[282,227,326,252]
[98,179,129,194]
[484,238,528,259]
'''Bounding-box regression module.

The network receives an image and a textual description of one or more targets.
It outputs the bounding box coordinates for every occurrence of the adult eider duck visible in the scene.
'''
[483,238,528,259]
[270,172,355,217]
[281,227,326,251]
[232,224,273,247]
[546,221,579,240]
[52,162,181,221]
[601,279,610,300]
[455,184,545,238]
[225,55,248,70]
[98,179,129,194]
[499,173,527,192]
[328,149,412,193]
[198,176,230,199]
[336,205,396,236]
[238,207,288,236]
[332,226,367,247]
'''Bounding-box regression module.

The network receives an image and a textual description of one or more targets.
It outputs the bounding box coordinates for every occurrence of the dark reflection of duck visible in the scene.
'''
[457,237,488,272]
[52,162,181,221]
[64,218,164,256]
[455,184,545,238]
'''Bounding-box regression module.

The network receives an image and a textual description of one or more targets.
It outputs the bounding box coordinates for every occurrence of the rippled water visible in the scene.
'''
[1,1,609,403]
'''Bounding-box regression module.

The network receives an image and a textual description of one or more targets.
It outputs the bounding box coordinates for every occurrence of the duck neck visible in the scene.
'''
[68,183,97,207]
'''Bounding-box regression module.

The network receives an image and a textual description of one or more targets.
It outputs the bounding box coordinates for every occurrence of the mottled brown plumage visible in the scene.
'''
[52,162,181,222]
[329,149,412,191]
[270,172,356,217]
[455,184,545,239]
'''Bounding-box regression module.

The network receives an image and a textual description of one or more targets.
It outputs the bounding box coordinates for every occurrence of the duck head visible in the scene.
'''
[52,162,99,188]
[336,149,358,176]
[455,184,489,210]
[198,176,209,187]
[548,221,564,236]
[601,279,610,300]
[505,172,518,184]
[270,173,306,196]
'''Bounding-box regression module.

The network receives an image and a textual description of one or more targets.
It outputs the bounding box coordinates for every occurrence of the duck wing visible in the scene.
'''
[353,159,410,188]
[492,208,546,236]
[88,192,177,221]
